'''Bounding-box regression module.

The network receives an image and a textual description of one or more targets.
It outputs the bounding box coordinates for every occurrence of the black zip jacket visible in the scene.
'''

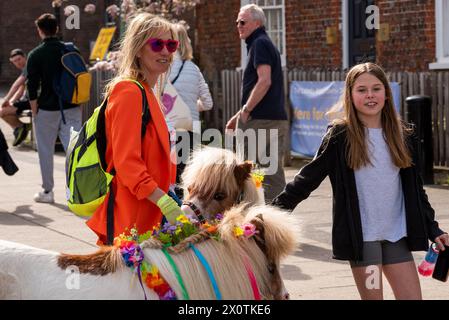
[272,124,445,261]
[27,37,78,111]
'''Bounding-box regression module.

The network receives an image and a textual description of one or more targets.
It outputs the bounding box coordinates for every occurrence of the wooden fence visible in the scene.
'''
[81,69,114,123]
[85,68,449,168]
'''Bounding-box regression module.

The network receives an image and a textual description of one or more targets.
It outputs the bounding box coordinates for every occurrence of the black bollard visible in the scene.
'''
[405,95,434,185]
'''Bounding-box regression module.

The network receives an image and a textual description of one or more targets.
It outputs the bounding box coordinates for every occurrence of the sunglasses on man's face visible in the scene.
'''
[235,20,246,27]
[147,38,179,53]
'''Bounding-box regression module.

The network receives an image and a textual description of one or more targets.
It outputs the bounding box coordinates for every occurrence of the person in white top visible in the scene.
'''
[169,23,213,123]
[168,22,213,197]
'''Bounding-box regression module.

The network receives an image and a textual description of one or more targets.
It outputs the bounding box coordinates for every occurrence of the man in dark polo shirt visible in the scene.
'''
[226,4,288,202]
[27,13,82,203]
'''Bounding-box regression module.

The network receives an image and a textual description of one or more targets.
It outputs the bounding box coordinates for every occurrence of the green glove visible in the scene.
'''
[156,194,183,224]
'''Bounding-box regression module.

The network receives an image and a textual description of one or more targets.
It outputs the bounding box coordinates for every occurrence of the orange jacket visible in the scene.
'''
[86,80,175,244]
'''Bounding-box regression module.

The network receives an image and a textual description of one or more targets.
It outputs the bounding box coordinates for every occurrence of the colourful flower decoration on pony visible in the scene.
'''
[114,212,258,300]
[251,170,265,189]
[114,231,177,300]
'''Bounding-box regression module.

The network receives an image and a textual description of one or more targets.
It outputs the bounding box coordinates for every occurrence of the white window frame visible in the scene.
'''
[429,0,449,70]
[239,0,286,69]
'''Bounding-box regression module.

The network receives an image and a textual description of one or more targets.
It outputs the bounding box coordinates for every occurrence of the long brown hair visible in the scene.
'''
[334,62,412,170]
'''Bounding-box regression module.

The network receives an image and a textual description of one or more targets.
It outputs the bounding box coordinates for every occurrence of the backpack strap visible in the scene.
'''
[104,80,152,245]
[55,42,77,125]
[129,80,151,136]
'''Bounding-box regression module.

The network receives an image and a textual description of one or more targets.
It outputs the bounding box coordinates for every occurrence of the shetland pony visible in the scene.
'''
[180,146,291,297]
[0,205,296,299]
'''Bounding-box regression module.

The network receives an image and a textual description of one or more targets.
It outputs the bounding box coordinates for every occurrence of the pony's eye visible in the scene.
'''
[213,192,226,201]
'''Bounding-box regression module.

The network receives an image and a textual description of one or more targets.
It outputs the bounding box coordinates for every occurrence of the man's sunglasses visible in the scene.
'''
[147,38,179,53]
[235,20,246,27]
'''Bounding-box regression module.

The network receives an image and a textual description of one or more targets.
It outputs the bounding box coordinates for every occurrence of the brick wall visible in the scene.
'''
[195,1,436,72]
[0,0,50,84]
[194,0,241,80]
[285,0,342,69]
[376,0,435,72]
[194,0,344,71]
[0,1,438,84]
[0,0,106,84]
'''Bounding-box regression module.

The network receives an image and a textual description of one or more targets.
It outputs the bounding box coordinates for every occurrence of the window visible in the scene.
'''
[430,0,449,69]
[240,0,286,67]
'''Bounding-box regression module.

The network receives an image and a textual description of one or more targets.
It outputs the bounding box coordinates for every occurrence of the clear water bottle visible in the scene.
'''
[418,243,439,277]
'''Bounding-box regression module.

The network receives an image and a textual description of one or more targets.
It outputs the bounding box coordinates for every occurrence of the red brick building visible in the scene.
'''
[1,1,448,82]
[193,0,449,76]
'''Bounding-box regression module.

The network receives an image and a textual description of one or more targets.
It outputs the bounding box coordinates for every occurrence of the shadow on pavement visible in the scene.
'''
[48,202,71,212]
[292,243,346,265]
[280,264,312,281]
[0,205,53,225]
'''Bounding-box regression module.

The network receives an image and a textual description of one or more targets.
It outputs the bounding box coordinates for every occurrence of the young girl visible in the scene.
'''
[87,13,187,245]
[272,62,449,300]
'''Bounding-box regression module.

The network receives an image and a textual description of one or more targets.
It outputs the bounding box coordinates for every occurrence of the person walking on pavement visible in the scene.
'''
[0,49,31,146]
[168,22,213,197]
[272,62,449,300]
[86,13,188,245]
[225,4,288,203]
[27,13,82,203]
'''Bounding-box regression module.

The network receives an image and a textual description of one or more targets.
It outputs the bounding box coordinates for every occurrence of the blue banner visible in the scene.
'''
[290,81,401,158]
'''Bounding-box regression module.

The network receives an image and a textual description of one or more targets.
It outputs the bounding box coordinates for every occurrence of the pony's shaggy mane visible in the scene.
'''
[181,147,261,204]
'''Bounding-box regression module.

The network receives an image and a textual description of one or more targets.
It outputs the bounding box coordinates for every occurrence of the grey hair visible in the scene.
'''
[240,4,266,26]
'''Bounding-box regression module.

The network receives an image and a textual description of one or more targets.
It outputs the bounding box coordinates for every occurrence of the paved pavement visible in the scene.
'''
[1,106,449,299]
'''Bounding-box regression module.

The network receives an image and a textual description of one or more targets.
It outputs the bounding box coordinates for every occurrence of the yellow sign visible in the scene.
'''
[326,26,337,45]
[89,27,116,61]
[377,23,390,42]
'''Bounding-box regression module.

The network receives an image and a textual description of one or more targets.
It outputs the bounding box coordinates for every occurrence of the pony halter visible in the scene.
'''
[182,201,206,223]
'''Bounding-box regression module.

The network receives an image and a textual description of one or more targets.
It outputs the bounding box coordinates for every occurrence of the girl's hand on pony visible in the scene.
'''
[434,233,449,251]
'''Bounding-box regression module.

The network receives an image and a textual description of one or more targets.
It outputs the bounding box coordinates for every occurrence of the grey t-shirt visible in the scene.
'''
[354,128,407,242]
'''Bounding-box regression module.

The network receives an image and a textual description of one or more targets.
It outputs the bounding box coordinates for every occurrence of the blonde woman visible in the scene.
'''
[272,62,449,300]
[87,13,188,245]
[167,23,213,194]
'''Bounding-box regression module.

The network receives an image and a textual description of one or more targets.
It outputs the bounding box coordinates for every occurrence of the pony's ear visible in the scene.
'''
[234,161,253,187]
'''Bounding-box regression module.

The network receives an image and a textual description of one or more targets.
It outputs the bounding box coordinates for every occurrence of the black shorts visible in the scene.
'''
[13,99,31,115]
[350,237,414,268]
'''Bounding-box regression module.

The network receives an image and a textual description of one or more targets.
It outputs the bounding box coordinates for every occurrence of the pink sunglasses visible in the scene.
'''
[147,38,179,53]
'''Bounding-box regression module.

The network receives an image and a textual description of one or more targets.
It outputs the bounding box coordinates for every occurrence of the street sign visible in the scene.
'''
[89,27,116,62]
